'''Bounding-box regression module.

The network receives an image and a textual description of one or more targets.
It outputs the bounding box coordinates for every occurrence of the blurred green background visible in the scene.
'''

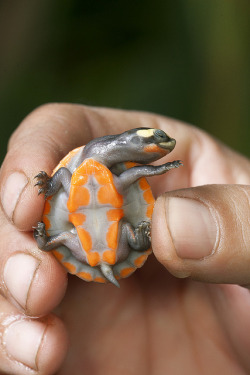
[0,0,249,163]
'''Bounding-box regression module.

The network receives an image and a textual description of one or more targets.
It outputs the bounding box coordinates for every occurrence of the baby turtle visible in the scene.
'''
[34,128,182,286]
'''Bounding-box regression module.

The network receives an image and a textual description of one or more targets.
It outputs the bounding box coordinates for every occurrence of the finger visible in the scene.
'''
[0,103,96,230]
[0,296,68,375]
[152,184,250,285]
[0,216,67,317]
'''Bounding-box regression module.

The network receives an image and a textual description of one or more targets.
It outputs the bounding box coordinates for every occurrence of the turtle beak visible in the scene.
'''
[159,138,176,152]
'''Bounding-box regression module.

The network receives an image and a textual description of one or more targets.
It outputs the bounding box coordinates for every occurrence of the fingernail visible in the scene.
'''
[4,253,40,311]
[1,172,28,222]
[167,198,217,259]
[3,319,46,370]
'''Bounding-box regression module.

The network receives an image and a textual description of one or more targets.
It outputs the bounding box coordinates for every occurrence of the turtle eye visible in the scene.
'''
[154,129,168,140]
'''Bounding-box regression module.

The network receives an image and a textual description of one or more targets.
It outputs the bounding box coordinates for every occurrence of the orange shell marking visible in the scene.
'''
[53,147,83,173]
[106,208,124,222]
[134,253,149,267]
[77,271,93,281]
[67,158,124,267]
[67,159,123,213]
[139,177,155,219]
[120,267,136,278]
[68,212,86,226]
[42,199,52,230]
[52,250,64,261]
[67,186,90,212]
[103,249,116,264]
[94,276,107,283]
[44,155,155,281]
[63,261,77,273]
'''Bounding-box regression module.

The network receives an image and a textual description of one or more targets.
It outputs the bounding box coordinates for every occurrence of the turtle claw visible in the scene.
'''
[34,179,45,187]
[38,188,43,195]
[34,171,51,197]
[34,171,48,179]
[135,221,151,249]
[33,221,48,249]
[164,160,184,171]
[33,221,46,236]
[171,160,183,168]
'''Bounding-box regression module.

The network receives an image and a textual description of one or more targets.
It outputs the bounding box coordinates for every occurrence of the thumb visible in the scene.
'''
[152,184,250,285]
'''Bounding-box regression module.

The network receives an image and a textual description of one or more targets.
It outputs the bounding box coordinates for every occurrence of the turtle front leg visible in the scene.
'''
[122,220,151,251]
[116,160,183,191]
[35,167,72,198]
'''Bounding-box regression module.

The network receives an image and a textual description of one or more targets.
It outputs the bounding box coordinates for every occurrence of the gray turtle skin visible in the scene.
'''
[34,128,182,286]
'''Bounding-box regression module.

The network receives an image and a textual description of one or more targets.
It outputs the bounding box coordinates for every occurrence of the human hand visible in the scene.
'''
[0,104,249,374]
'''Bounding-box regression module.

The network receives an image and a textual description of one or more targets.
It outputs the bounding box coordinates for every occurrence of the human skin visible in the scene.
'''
[0,104,249,375]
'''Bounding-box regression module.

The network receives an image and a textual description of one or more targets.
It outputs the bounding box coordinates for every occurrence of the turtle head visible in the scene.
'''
[83,127,176,167]
[116,127,176,164]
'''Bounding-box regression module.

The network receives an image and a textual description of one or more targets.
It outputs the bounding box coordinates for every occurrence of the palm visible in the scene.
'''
[55,255,250,374]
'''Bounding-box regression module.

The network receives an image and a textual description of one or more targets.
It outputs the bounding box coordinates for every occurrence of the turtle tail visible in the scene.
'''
[100,263,120,288]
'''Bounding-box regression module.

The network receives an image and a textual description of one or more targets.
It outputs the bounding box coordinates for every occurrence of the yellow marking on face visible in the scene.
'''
[136,129,155,138]
[159,140,175,149]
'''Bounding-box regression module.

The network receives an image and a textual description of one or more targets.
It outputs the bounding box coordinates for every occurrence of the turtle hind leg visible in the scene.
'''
[33,221,69,251]
[122,220,151,251]
[33,222,85,262]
